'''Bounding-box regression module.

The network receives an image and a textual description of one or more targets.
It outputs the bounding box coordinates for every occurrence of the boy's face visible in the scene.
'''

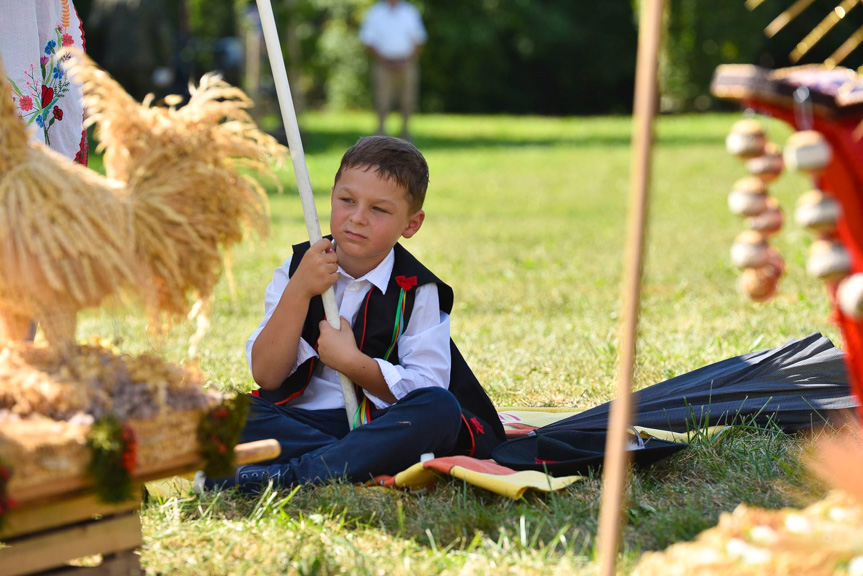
[330,165,424,278]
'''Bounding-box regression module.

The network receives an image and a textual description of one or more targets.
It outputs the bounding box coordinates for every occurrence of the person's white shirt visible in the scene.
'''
[359,1,427,60]
[246,247,451,411]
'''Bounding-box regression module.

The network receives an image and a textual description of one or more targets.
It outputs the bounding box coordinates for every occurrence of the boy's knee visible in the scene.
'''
[406,387,462,428]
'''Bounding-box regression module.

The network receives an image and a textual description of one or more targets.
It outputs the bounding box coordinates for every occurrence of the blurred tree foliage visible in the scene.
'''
[661,0,863,111]
[72,0,863,115]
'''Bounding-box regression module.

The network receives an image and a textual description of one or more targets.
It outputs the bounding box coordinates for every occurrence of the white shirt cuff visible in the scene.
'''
[364,358,403,409]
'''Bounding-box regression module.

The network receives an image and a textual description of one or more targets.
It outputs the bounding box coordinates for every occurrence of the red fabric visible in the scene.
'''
[423,455,519,476]
[373,456,522,488]
[742,97,863,422]
[503,423,540,438]
[460,414,475,457]
[395,275,417,291]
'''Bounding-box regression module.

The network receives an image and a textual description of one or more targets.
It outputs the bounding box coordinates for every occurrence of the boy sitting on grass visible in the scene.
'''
[211,136,505,490]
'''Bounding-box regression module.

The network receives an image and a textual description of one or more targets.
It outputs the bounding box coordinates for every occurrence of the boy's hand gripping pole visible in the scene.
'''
[256,0,359,429]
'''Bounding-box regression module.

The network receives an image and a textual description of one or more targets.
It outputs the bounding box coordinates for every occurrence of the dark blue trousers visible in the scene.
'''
[237,387,463,486]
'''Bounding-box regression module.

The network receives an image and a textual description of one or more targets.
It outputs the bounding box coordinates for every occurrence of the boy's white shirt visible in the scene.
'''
[246,247,452,410]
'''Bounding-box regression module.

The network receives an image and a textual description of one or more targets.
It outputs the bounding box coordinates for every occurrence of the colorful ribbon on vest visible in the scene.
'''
[352,278,415,427]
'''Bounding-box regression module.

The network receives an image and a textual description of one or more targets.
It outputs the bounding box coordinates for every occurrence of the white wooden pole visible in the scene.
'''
[255,0,359,429]
[596,0,664,574]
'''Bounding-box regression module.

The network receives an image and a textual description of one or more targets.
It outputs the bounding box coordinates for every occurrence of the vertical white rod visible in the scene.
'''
[596,0,663,574]
[255,0,359,428]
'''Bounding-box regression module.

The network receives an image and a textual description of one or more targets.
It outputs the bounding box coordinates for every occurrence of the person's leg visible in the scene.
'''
[203,396,349,491]
[399,60,419,141]
[240,387,462,487]
[240,395,350,464]
[373,61,395,135]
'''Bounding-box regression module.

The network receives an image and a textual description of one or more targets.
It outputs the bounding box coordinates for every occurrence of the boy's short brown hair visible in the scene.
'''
[334,136,429,213]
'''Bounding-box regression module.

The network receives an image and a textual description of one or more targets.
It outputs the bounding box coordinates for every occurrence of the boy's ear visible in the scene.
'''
[401,209,425,239]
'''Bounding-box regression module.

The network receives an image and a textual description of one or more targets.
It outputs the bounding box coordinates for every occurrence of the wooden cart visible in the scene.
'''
[0,439,279,576]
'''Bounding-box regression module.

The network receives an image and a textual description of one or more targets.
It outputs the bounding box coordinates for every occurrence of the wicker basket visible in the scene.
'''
[0,405,212,497]
[128,407,207,470]
[0,417,89,494]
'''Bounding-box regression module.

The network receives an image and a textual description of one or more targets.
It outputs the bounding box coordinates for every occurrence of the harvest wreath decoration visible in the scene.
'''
[86,415,138,503]
[197,394,250,479]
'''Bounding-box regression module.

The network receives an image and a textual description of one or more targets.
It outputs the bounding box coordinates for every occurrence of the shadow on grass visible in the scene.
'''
[283,123,726,155]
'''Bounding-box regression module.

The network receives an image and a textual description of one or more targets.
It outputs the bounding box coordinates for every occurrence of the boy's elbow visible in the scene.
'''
[255,378,280,392]
[251,367,282,391]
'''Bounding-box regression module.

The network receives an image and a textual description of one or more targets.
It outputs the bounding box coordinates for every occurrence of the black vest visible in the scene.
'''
[253,241,506,458]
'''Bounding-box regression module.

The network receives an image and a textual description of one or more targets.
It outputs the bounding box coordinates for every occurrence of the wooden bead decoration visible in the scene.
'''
[747,197,783,237]
[739,266,779,302]
[726,119,767,158]
[837,274,863,320]
[783,130,832,173]
[738,248,785,302]
[763,246,786,278]
[745,142,784,184]
[730,230,770,269]
[794,189,841,234]
[806,239,851,281]
[728,176,769,217]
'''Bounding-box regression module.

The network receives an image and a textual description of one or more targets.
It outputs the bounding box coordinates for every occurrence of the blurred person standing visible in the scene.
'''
[1,0,88,164]
[359,0,426,140]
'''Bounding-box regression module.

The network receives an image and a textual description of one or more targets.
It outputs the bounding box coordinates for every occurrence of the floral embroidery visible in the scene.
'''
[74,129,88,165]
[469,416,485,435]
[7,22,76,146]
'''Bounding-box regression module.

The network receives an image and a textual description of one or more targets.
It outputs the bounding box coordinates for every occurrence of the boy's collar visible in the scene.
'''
[337,248,395,294]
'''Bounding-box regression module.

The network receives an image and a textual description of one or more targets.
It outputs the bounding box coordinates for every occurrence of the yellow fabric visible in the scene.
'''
[390,461,437,489]
[445,466,582,499]
[498,408,578,429]
[388,460,582,498]
[635,425,726,443]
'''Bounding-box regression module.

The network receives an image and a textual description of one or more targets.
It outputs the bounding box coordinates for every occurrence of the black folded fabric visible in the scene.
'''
[493,428,687,476]
[492,333,858,476]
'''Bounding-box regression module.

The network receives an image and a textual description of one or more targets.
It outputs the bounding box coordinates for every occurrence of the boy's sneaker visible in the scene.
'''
[237,464,284,486]
[193,464,286,494]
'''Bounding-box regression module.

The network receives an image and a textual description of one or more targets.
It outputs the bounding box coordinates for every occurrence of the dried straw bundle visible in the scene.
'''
[633,491,863,576]
[0,57,137,346]
[64,51,283,328]
[0,51,286,349]
[0,341,212,421]
[634,430,863,576]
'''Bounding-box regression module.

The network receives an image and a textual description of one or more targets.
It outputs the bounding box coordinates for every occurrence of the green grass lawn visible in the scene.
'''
[81,110,839,574]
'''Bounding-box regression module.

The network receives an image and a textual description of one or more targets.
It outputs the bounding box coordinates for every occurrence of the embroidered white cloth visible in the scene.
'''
[1,0,87,163]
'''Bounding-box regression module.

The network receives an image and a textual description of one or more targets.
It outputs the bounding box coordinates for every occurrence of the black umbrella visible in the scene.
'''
[493,333,858,475]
